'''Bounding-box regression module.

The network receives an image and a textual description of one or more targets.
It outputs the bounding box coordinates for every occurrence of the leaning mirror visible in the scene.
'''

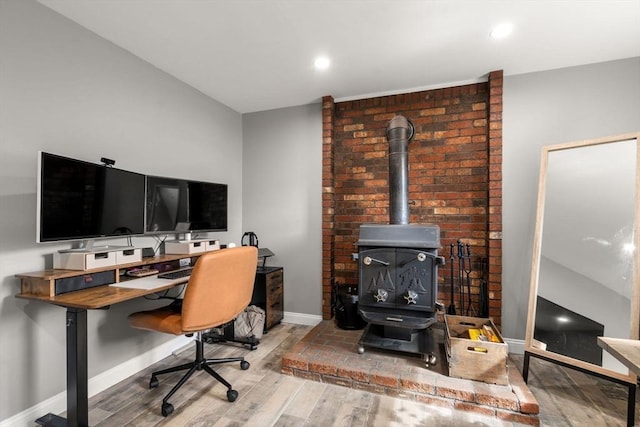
[525,133,639,383]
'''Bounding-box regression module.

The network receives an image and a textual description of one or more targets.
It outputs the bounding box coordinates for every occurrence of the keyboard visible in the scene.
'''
[126,268,160,277]
[158,267,193,280]
[111,277,173,290]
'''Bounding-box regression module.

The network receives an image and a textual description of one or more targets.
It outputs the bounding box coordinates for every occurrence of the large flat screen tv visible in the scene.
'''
[37,152,146,243]
[534,296,605,366]
[145,176,188,234]
[186,179,228,232]
[145,176,227,235]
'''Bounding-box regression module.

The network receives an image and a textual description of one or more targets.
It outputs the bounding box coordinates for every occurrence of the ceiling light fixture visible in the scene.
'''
[314,56,330,70]
[490,23,513,39]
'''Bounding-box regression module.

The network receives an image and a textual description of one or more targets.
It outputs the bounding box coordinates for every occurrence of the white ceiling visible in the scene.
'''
[38,0,640,114]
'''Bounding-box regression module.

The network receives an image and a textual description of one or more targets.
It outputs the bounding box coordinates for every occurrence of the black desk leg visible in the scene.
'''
[628,383,636,427]
[36,308,89,427]
[68,308,89,427]
[522,351,530,383]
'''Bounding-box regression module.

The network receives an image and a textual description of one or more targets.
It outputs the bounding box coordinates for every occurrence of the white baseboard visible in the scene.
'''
[0,335,193,427]
[282,311,323,326]
[504,337,526,355]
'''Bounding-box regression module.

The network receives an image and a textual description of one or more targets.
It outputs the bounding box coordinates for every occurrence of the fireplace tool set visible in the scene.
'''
[446,241,489,318]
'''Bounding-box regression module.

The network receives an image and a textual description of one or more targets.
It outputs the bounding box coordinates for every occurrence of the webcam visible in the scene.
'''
[100,157,115,167]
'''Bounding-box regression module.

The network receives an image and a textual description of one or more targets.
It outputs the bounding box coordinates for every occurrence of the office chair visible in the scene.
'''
[128,246,258,417]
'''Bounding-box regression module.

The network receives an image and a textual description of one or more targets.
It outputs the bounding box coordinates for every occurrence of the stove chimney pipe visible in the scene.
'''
[387,115,414,225]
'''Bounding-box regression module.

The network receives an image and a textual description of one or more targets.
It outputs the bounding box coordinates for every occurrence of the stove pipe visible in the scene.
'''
[387,115,414,225]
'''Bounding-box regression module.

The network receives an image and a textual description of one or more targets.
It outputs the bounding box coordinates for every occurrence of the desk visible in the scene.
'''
[16,257,194,427]
[598,337,640,377]
[597,337,639,427]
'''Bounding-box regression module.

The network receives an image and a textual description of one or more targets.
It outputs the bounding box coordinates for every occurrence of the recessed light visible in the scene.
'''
[314,56,330,70]
[490,23,513,39]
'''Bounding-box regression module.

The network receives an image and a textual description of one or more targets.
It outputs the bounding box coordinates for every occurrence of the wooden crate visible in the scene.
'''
[444,315,509,385]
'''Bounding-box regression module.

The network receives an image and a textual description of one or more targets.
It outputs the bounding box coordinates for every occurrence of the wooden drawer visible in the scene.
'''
[444,315,508,385]
[267,280,282,301]
[265,269,283,329]
[265,268,283,287]
[251,266,284,331]
[266,283,283,328]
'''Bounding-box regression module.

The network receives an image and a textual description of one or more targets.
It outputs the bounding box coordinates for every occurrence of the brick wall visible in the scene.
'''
[322,72,503,327]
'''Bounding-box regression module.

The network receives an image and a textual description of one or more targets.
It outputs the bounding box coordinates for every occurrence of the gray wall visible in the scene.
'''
[502,57,640,339]
[0,0,243,421]
[242,105,323,316]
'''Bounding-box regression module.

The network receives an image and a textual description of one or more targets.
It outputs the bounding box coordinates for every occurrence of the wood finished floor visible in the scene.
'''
[81,323,638,427]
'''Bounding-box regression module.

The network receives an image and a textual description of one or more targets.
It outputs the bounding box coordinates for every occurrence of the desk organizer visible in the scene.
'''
[54,250,116,270]
[115,248,142,264]
[204,239,220,251]
[165,240,207,255]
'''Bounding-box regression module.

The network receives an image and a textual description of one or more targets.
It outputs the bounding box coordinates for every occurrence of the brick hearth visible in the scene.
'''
[282,320,539,425]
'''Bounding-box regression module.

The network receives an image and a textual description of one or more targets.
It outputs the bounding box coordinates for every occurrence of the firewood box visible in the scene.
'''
[444,315,509,385]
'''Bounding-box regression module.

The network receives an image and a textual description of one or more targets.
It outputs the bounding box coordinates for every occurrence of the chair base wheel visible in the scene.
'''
[240,360,250,370]
[149,376,159,389]
[161,402,174,417]
[227,389,238,402]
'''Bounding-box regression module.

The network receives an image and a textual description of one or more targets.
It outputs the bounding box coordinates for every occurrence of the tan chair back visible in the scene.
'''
[180,246,258,332]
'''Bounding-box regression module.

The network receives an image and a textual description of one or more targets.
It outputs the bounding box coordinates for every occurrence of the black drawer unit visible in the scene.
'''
[250,266,284,332]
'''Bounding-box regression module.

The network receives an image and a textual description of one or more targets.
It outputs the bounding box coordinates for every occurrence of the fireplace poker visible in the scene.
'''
[480,257,489,317]
[447,243,456,314]
[464,244,476,316]
[457,240,465,313]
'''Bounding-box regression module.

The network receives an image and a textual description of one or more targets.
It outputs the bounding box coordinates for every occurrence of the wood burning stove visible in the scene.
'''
[356,116,444,367]
[356,224,444,366]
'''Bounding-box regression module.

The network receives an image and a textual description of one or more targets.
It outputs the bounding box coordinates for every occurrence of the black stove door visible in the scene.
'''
[359,247,439,312]
[358,248,396,309]
[395,248,438,312]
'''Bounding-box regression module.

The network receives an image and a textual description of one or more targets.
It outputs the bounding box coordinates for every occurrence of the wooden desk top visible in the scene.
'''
[598,337,640,377]
[15,253,197,308]
[16,253,195,280]
[16,278,188,309]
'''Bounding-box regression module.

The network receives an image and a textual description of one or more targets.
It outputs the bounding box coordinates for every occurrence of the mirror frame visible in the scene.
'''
[525,132,640,384]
